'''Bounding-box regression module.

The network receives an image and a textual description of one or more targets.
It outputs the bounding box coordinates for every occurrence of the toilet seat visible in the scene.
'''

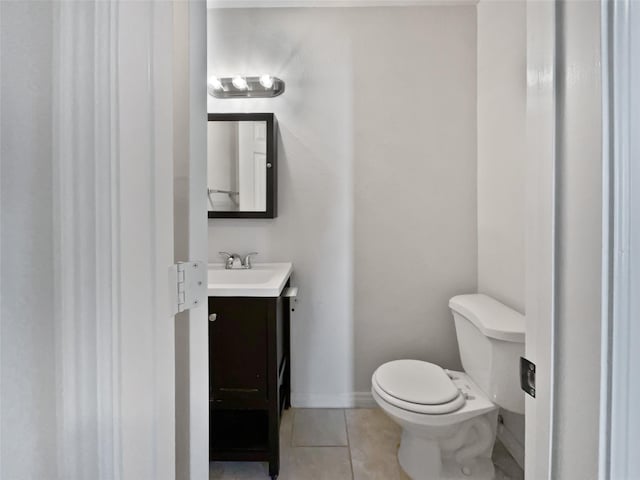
[372,360,466,415]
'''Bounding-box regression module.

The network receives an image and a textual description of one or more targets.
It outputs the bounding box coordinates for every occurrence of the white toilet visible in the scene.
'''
[371,294,525,480]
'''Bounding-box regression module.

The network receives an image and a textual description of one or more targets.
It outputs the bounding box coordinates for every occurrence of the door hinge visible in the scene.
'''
[520,357,536,398]
[169,261,206,315]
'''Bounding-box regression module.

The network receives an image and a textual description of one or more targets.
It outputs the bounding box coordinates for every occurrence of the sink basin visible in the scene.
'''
[207,262,293,297]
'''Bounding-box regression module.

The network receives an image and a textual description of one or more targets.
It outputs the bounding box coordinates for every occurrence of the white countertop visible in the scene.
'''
[207,262,293,297]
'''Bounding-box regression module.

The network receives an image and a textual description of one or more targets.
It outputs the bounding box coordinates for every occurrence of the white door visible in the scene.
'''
[1,1,200,479]
[115,2,177,478]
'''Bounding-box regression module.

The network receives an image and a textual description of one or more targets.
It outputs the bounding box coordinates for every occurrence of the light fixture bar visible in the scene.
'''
[208,76,285,99]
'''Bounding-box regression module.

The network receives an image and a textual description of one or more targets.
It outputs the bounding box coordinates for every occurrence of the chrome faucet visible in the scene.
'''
[219,252,242,269]
[242,252,258,269]
[219,251,258,270]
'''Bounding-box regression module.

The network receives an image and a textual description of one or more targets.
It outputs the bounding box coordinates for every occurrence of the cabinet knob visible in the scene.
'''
[209,313,217,322]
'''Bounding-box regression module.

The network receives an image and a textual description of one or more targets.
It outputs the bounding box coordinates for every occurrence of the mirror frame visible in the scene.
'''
[207,112,277,219]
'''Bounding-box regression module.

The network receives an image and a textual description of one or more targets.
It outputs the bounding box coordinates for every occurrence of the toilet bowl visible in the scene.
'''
[372,294,525,480]
[372,361,498,480]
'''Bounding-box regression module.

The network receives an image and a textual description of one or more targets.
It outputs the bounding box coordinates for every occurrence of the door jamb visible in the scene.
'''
[173,1,208,479]
[524,1,557,478]
[602,1,640,478]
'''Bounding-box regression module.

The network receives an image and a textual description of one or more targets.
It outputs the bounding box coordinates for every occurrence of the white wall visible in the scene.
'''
[476,0,526,465]
[0,3,57,478]
[554,1,603,478]
[477,0,526,314]
[207,6,477,404]
[350,8,477,392]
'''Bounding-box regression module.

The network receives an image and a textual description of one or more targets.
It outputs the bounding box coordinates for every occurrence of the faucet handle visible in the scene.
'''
[243,252,258,269]
[219,252,234,269]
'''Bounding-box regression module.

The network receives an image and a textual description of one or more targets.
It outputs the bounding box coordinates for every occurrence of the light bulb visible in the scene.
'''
[208,76,223,90]
[232,76,248,90]
[259,75,274,89]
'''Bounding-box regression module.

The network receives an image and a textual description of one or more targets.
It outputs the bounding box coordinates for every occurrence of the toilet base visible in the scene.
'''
[399,450,495,480]
[396,411,498,480]
[372,370,501,480]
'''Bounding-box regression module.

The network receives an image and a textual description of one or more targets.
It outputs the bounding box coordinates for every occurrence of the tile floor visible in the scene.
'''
[209,408,524,480]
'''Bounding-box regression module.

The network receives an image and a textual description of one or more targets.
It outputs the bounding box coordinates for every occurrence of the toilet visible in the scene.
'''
[371,294,525,480]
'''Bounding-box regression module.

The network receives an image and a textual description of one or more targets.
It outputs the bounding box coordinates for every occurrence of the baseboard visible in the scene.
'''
[497,421,525,469]
[351,392,376,407]
[291,391,376,408]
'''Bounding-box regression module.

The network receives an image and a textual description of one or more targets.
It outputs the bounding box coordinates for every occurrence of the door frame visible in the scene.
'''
[601,0,640,477]
[527,1,640,478]
[173,1,209,479]
[524,1,556,478]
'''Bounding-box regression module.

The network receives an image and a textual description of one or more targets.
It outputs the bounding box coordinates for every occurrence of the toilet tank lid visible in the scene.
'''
[449,294,525,343]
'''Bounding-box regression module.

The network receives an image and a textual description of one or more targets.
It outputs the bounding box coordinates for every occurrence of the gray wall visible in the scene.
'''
[207,6,477,403]
[477,0,526,314]
[0,2,57,478]
[476,0,526,463]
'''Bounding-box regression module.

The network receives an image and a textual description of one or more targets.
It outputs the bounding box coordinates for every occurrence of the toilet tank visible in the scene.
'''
[449,294,525,414]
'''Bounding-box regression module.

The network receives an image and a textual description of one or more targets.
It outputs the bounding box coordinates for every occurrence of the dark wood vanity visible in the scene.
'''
[208,281,291,479]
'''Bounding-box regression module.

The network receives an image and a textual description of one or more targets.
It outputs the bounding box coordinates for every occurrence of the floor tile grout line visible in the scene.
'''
[344,409,356,480]
[290,408,350,448]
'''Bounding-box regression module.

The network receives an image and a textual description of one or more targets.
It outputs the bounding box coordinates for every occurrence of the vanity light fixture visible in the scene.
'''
[208,75,285,99]
[231,76,248,90]
[208,76,223,91]
[259,74,274,89]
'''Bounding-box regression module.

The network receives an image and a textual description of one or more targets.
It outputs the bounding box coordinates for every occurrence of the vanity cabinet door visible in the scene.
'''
[209,297,268,402]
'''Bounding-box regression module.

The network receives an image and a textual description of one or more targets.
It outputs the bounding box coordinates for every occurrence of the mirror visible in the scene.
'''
[207,113,277,218]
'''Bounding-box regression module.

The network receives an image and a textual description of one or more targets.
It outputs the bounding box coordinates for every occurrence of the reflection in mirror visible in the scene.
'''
[207,120,267,212]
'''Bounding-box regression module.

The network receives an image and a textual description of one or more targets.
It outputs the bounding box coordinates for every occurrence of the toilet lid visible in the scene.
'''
[374,360,460,405]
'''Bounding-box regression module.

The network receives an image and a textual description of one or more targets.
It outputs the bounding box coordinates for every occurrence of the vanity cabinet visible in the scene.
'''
[208,282,291,479]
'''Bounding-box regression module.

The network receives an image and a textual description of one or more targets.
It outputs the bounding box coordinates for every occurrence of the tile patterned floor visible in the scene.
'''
[292,409,348,447]
[209,408,524,480]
